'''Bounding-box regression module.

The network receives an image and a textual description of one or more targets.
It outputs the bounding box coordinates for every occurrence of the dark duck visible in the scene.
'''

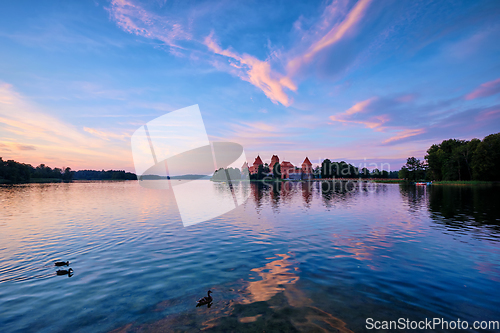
[55,261,70,267]
[196,290,213,307]
[56,268,73,276]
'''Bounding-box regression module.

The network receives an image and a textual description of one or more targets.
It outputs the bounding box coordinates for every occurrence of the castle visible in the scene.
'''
[243,155,313,180]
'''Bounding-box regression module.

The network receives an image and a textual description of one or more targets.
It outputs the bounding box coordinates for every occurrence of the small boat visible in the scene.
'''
[55,261,70,266]
[415,182,432,186]
[196,290,213,307]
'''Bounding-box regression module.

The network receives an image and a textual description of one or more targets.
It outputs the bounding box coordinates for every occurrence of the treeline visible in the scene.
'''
[73,170,137,180]
[400,132,500,181]
[321,159,398,179]
[211,167,247,181]
[0,157,137,183]
[0,158,73,183]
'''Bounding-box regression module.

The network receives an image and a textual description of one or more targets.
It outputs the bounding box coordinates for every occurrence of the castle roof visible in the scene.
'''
[302,157,312,165]
[253,155,263,165]
[281,161,294,167]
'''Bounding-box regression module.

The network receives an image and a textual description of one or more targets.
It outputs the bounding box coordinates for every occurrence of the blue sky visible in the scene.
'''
[0,0,499,171]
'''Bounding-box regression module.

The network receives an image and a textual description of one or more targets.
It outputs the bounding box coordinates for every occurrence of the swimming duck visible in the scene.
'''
[56,268,73,276]
[196,290,213,307]
[55,261,69,267]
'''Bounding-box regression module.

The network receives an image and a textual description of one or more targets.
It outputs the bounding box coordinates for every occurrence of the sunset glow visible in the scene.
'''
[1,1,499,171]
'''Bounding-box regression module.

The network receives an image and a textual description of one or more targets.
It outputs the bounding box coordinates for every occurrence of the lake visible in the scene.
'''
[1,181,499,332]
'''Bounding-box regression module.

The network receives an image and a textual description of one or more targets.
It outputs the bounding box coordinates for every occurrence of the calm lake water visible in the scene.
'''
[1,181,499,332]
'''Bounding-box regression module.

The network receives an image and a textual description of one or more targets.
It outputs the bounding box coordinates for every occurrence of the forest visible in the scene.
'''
[399,132,500,181]
[0,158,136,183]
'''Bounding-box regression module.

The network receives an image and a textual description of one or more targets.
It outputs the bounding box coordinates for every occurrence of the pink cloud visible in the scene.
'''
[382,128,426,144]
[0,82,135,170]
[0,83,17,104]
[108,1,298,106]
[107,0,190,49]
[330,97,389,129]
[287,0,372,74]
[396,94,416,103]
[475,108,500,122]
[83,127,130,141]
[204,33,297,106]
[465,78,500,100]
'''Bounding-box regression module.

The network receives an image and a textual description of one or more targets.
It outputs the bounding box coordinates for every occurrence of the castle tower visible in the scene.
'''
[302,157,312,174]
[249,155,264,174]
[269,155,279,172]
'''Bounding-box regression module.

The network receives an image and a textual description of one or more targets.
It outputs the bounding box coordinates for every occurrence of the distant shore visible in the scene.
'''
[431,180,498,185]
[0,178,137,185]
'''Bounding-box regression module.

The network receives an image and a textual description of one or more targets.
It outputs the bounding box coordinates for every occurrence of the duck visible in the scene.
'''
[56,268,73,276]
[55,261,70,267]
[196,290,213,307]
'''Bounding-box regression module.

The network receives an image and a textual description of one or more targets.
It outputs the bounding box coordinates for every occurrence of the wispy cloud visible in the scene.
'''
[204,33,297,106]
[465,78,500,100]
[105,0,376,107]
[330,97,390,129]
[83,127,130,141]
[327,93,500,147]
[0,142,36,152]
[287,0,373,75]
[107,0,190,50]
[0,82,134,170]
[382,128,426,144]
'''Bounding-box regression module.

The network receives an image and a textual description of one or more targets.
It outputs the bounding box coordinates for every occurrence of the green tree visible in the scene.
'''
[425,144,443,180]
[321,159,332,178]
[0,157,4,180]
[472,133,500,180]
[403,157,425,181]
[62,167,73,181]
[398,167,409,179]
[458,138,480,180]
[360,167,370,179]
[255,164,265,180]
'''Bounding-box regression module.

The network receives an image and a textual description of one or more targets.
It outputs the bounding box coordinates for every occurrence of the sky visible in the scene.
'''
[0,0,499,172]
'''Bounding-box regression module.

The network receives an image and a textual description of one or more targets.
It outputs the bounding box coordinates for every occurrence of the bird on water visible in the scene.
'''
[56,268,73,276]
[196,290,213,307]
[55,261,70,267]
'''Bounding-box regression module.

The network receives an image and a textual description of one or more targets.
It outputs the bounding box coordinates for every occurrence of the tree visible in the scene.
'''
[399,167,409,180]
[321,159,332,178]
[0,157,4,180]
[63,167,73,181]
[458,138,480,180]
[425,139,470,181]
[360,167,370,179]
[313,166,320,179]
[425,144,443,180]
[402,157,425,181]
[472,133,500,181]
[257,164,264,180]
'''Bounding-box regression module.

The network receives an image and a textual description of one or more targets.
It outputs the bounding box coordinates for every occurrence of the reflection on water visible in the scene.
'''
[1,181,500,332]
[241,253,299,304]
[399,184,500,240]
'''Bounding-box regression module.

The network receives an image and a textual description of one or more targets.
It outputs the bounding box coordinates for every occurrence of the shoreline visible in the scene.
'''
[0,179,137,185]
